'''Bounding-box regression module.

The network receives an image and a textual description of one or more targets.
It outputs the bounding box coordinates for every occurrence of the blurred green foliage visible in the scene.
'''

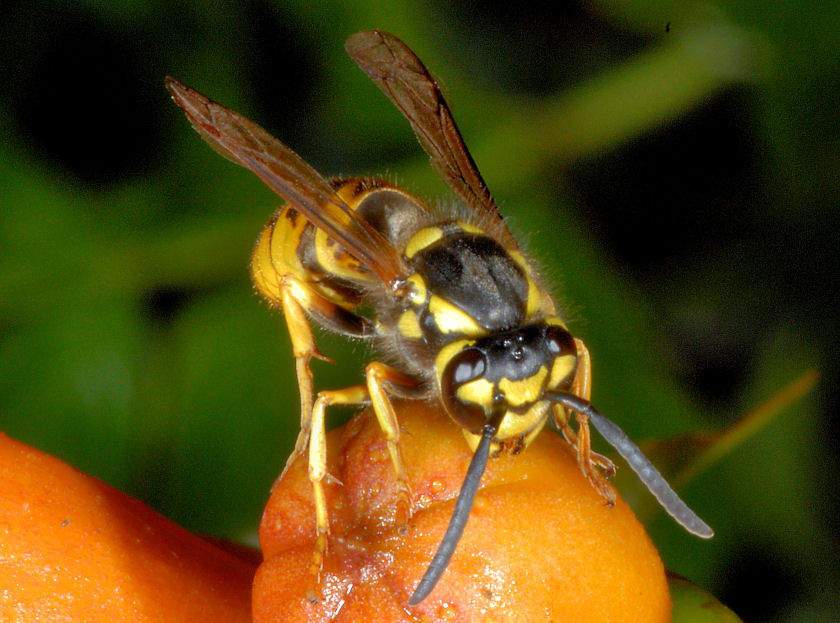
[1,1,837,620]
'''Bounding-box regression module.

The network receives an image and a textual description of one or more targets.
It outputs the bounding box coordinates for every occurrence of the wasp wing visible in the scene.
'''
[345,30,519,251]
[166,77,408,288]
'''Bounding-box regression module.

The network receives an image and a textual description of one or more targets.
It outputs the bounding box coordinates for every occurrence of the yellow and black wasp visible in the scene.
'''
[166,30,712,605]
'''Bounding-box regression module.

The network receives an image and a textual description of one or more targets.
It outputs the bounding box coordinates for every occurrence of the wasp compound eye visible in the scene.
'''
[452,348,486,384]
[545,324,576,356]
[441,348,490,433]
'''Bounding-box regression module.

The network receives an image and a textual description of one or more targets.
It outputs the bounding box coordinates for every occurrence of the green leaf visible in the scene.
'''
[615,368,818,525]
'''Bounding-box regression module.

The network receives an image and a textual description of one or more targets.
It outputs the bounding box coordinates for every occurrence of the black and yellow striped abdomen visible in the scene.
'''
[251,179,430,338]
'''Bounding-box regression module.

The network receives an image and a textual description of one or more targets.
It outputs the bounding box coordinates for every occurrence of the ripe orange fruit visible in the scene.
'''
[255,401,670,622]
[0,433,255,622]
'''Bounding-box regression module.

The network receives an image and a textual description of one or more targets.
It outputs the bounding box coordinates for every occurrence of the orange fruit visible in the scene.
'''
[255,401,670,622]
[0,433,255,622]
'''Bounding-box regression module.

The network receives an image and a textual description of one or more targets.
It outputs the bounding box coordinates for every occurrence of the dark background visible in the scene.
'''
[1,1,837,620]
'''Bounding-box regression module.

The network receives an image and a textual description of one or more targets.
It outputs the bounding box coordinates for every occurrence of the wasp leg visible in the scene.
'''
[306,383,371,599]
[552,338,591,448]
[570,339,615,475]
[553,339,616,505]
[365,361,421,524]
[275,275,333,478]
[572,338,593,401]
[305,365,417,597]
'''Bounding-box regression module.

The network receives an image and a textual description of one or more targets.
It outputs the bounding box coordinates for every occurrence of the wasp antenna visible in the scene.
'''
[409,422,496,605]
[585,406,714,538]
[545,392,714,539]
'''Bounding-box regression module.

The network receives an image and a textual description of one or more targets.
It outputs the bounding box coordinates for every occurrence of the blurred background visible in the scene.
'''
[1,1,837,620]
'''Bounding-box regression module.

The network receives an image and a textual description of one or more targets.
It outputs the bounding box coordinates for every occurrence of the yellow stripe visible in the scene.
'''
[525,277,542,318]
[455,221,486,236]
[428,295,483,334]
[406,274,427,305]
[404,226,444,259]
[505,250,545,318]
[314,228,365,281]
[508,250,531,273]
[397,310,423,339]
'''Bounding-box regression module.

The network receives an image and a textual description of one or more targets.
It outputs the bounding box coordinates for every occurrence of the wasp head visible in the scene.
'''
[435,320,578,445]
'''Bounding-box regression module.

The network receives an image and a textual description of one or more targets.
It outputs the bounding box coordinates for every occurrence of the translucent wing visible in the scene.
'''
[345,31,519,251]
[165,77,408,288]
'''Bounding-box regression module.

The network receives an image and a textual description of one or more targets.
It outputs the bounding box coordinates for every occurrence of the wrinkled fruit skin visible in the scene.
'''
[0,433,255,622]
[255,402,671,622]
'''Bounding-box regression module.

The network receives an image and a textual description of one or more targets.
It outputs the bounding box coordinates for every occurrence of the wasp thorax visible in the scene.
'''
[438,322,578,435]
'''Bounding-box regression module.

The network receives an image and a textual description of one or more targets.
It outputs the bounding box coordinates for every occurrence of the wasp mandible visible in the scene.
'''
[166,29,712,605]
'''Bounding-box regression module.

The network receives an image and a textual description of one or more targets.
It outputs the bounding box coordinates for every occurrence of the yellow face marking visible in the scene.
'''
[455,378,494,408]
[397,310,423,339]
[549,354,577,390]
[519,408,550,446]
[404,226,444,259]
[406,274,427,306]
[428,295,484,335]
[462,401,551,451]
[498,402,551,443]
[498,366,548,407]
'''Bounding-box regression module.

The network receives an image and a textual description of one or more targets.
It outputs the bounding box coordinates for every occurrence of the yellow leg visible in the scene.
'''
[364,362,420,524]
[554,338,593,444]
[553,338,616,504]
[572,338,592,401]
[277,276,332,478]
[305,384,370,600]
[573,410,616,506]
[302,366,418,599]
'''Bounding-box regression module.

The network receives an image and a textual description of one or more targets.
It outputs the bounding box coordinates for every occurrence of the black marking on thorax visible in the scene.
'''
[411,230,529,331]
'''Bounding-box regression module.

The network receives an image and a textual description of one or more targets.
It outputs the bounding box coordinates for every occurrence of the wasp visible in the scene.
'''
[166,29,713,605]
